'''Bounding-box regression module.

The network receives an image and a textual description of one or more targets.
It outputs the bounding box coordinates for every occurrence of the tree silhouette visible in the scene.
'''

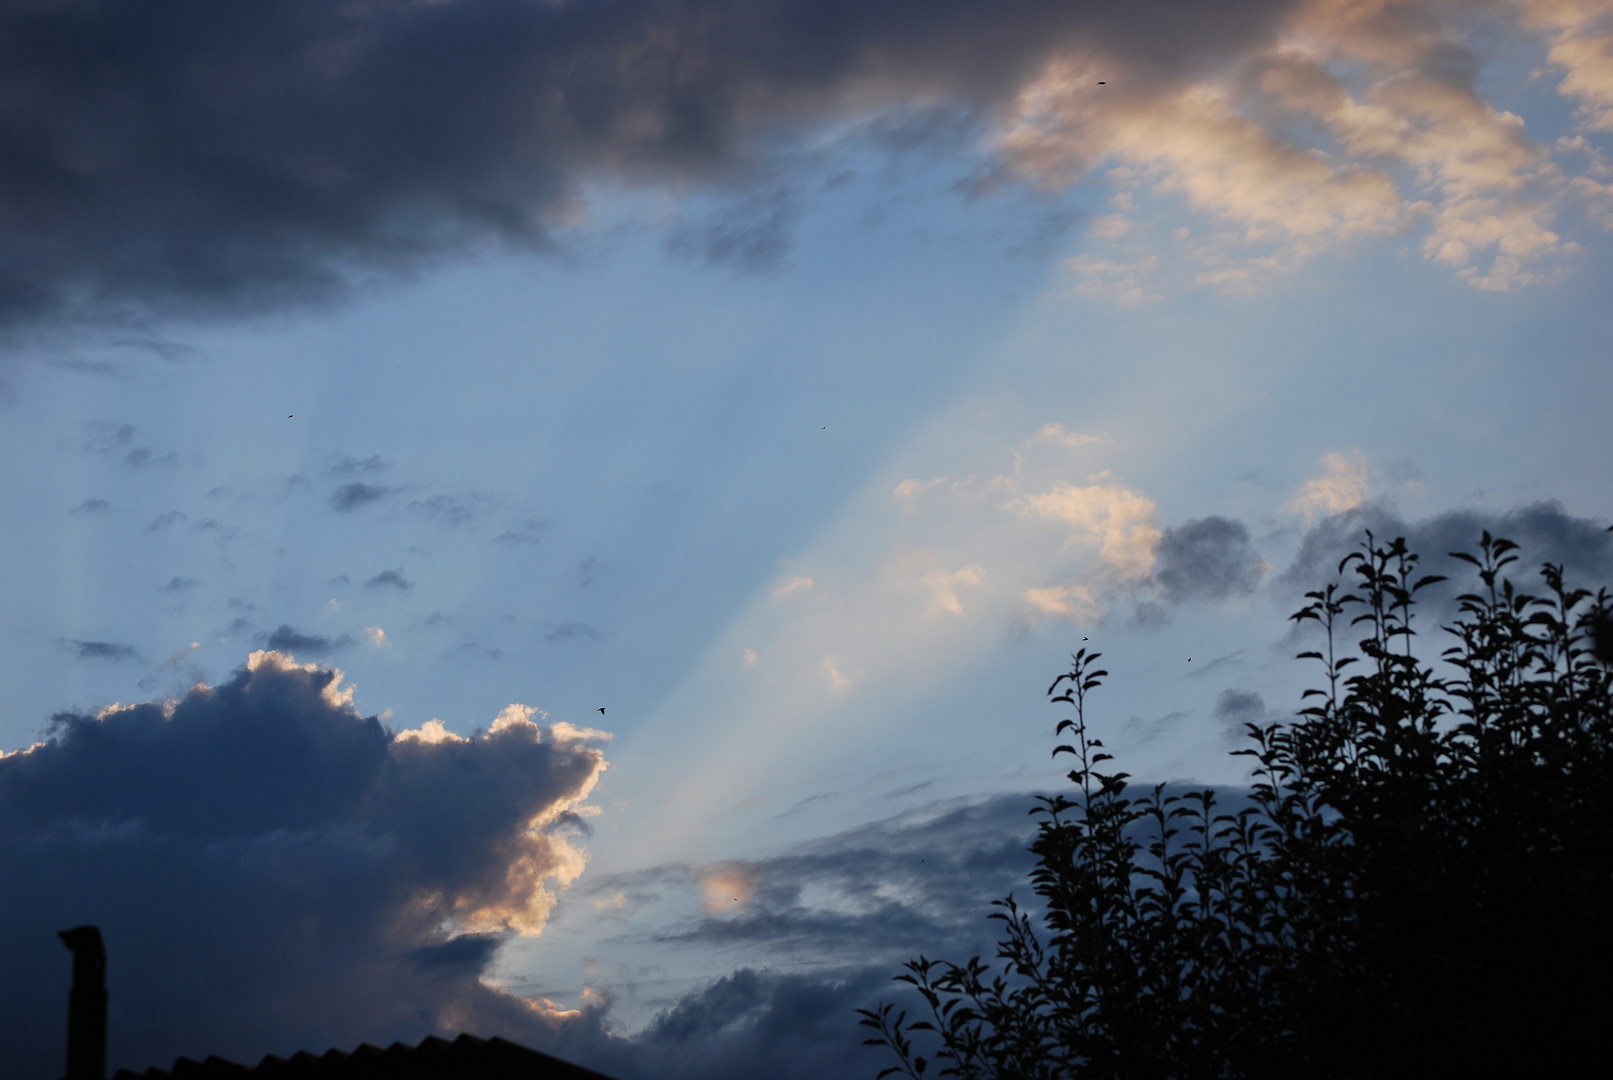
[859,533,1613,1078]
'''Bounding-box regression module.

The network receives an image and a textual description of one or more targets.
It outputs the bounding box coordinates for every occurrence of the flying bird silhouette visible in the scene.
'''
[597,707,605,714]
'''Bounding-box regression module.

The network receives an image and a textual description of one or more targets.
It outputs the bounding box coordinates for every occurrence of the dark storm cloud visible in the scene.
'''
[65,639,138,661]
[617,968,895,1080]
[261,624,354,656]
[0,651,607,1079]
[1154,516,1264,603]
[1278,501,1613,621]
[0,0,1296,330]
[330,482,393,511]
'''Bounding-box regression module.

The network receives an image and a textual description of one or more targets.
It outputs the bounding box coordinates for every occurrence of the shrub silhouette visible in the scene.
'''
[859,533,1613,1079]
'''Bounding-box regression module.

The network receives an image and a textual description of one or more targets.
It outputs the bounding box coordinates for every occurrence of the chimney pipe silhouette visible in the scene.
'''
[58,926,106,1080]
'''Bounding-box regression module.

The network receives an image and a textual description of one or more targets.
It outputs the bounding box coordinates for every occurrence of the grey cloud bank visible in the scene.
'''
[1277,501,1613,617]
[0,0,1293,330]
[1127,502,1611,628]
[1154,515,1264,603]
[0,652,606,1079]
[0,645,1059,1080]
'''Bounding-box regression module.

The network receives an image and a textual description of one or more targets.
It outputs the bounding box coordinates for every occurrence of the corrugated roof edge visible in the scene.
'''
[110,1031,618,1079]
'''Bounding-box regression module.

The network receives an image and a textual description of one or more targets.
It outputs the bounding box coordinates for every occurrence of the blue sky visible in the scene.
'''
[3,1,1613,1077]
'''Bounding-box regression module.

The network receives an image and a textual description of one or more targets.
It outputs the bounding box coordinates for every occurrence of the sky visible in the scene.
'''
[2,1,1612,1077]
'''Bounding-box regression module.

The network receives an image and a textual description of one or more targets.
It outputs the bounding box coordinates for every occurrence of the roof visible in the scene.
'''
[111,1033,618,1080]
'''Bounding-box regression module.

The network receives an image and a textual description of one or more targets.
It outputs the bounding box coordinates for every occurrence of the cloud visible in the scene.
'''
[331,483,393,512]
[772,575,815,599]
[1010,480,1161,576]
[325,455,391,478]
[1525,0,1613,133]
[191,518,238,543]
[1064,252,1162,305]
[65,639,138,661]
[824,656,852,691]
[1033,422,1104,449]
[0,650,607,1079]
[146,511,187,533]
[999,0,1613,292]
[1213,688,1271,740]
[1284,450,1370,523]
[162,576,200,593]
[156,643,202,673]
[616,968,894,1080]
[533,792,1054,1075]
[922,563,987,615]
[892,476,951,509]
[494,520,551,545]
[666,189,800,271]
[1153,516,1263,603]
[71,498,112,515]
[411,494,490,528]
[365,626,387,647]
[0,0,1278,329]
[700,870,754,911]
[122,447,179,468]
[79,422,138,455]
[1277,500,1613,617]
[262,625,354,656]
[14,0,1607,331]
[365,569,414,591]
[544,621,606,643]
[1021,579,1104,623]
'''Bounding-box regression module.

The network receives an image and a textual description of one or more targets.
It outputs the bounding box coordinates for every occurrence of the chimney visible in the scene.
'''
[58,926,106,1080]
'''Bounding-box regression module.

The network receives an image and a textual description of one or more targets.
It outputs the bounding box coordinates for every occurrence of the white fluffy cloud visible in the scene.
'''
[1285,450,1372,523]
[1527,0,1613,132]
[999,0,1613,292]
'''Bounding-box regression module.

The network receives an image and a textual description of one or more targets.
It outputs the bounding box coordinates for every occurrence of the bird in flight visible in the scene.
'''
[597,707,606,715]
